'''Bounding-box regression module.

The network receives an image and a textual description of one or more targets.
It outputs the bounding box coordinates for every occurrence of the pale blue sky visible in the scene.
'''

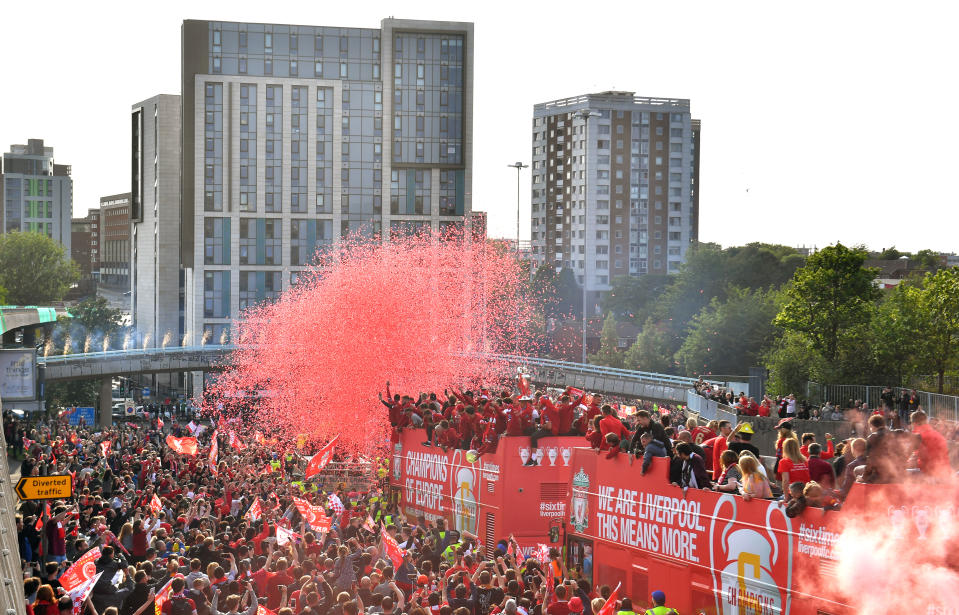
[2,0,956,252]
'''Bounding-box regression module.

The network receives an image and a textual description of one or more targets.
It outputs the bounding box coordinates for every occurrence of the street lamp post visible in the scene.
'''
[507,162,529,254]
[574,109,599,364]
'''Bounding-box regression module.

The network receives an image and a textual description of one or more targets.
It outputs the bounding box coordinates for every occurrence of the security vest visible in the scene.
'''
[644,607,678,615]
[442,541,462,564]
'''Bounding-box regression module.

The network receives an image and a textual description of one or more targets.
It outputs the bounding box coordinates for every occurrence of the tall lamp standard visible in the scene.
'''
[507,162,529,254]
[574,109,599,364]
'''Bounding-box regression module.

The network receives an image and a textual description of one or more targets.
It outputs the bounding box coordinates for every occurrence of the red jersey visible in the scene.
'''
[777,458,811,484]
[689,426,716,445]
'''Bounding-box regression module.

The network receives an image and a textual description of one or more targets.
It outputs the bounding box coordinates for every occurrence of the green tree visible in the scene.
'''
[69,296,123,336]
[914,249,941,271]
[589,312,623,367]
[45,380,100,409]
[764,331,825,396]
[879,246,907,260]
[675,287,782,377]
[0,231,79,304]
[623,318,675,373]
[773,243,881,366]
[868,284,924,386]
[602,273,670,324]
[913,267,959,392]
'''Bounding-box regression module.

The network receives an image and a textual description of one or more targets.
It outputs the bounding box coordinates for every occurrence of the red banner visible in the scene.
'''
[166,435,198,456]
[229,430,248,450]
[100,440,112,457]
[596,583,621,615]
[381,524,406,569]
[154,577,175,615]
[293,497,331,532]
[245,497,262,522]
[305,435,339,478]
[60,547,100,592]
[150,494,163,516]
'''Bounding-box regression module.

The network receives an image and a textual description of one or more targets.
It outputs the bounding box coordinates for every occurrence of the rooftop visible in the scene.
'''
[535,91,691,115]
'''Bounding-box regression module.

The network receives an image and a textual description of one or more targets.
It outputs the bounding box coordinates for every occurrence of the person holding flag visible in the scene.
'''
[305,436,339,479]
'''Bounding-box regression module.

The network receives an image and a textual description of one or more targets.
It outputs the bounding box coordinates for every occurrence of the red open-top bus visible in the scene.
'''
[390,431,579,555]
[565,447,959,614]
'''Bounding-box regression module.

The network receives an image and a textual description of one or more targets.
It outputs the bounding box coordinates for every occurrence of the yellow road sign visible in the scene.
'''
[15,475,73,500]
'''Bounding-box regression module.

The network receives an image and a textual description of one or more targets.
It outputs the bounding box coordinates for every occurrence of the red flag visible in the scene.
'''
[293,497,331,533]
[154,577,176,615]
[254,433,265,445]
[60,547,101,592]
[165,435,198,456]
[209,431,219,476]
[566,387,585,399]
[245,497,263,522]
[380,524,406,569]
[276,525,301,545]
[518,373,531,396]
[157,418,164,430]
[305,436,339,479]
[595,583,621,615]
[257,606,277,615]
[69,572,102,615]
[229,430,248,450]
[100,440,112,457]
[150,494,163,516]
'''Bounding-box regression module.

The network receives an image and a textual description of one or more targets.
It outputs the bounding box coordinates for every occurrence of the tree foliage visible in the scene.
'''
[589,312,623,368]
[676,288,783,377]
[912,267,959,392]
[603,274,670,324]
[0,231,79,305]
[623,318,675,374]
[774,243,881,365]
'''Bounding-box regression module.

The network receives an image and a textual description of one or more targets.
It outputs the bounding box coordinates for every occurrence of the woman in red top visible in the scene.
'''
[31,585,57,615]
[777,438,810,499]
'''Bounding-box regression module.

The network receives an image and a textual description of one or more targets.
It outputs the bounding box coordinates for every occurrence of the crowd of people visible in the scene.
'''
[7,373,957,615]
[7,389,689,615]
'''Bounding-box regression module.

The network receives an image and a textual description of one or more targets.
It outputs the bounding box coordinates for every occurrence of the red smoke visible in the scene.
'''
[204,234,538,456]
[795,481,959,613]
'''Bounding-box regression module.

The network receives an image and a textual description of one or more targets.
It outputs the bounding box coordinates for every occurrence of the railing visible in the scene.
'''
[806,381,959,423]
[489,353,708,388]
[684,390,738,423]
[37,344,236,365]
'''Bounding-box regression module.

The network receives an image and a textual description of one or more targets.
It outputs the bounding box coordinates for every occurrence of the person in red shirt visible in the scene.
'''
[585,416,603,450]
[800,433,835,460]
[703,421,732,479]
[264,557,295,609]
[912,410,951,478]
[161,578,198,615]
[777,439,811,498]
[686,419,716,445]
[598,406,630,451]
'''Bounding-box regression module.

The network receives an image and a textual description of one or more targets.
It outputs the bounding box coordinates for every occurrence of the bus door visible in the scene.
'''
[566,536,593,586]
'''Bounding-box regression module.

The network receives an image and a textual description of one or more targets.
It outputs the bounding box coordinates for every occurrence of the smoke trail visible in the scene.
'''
[161,331,172,348]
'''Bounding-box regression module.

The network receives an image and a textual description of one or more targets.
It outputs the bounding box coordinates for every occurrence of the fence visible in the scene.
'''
[806,382,959,422]
[685,390,738,424]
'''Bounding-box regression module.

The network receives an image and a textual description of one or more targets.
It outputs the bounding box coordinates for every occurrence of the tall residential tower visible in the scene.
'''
[531,92,700,314]
[180,18,474,343]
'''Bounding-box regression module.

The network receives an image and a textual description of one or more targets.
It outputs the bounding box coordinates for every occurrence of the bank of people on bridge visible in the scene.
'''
[10,400,682,615]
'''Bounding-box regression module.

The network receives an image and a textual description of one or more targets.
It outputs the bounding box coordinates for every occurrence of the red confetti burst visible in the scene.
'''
[204,234,537,456]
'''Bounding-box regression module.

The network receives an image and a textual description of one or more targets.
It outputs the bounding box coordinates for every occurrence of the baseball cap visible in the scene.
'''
[775,418,792,429]
[568,597,583,613]
[417,574,428,585]
[651,590,666,603]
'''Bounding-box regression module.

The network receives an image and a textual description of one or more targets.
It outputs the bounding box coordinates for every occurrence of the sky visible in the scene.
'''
[1,0,957,253]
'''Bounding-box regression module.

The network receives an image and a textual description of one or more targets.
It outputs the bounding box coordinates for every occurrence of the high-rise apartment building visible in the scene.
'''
[0,139,73,256]
[132,94,182,345]
[530,92,700,314]
[99,193,132,289]
[179,18,473,343]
